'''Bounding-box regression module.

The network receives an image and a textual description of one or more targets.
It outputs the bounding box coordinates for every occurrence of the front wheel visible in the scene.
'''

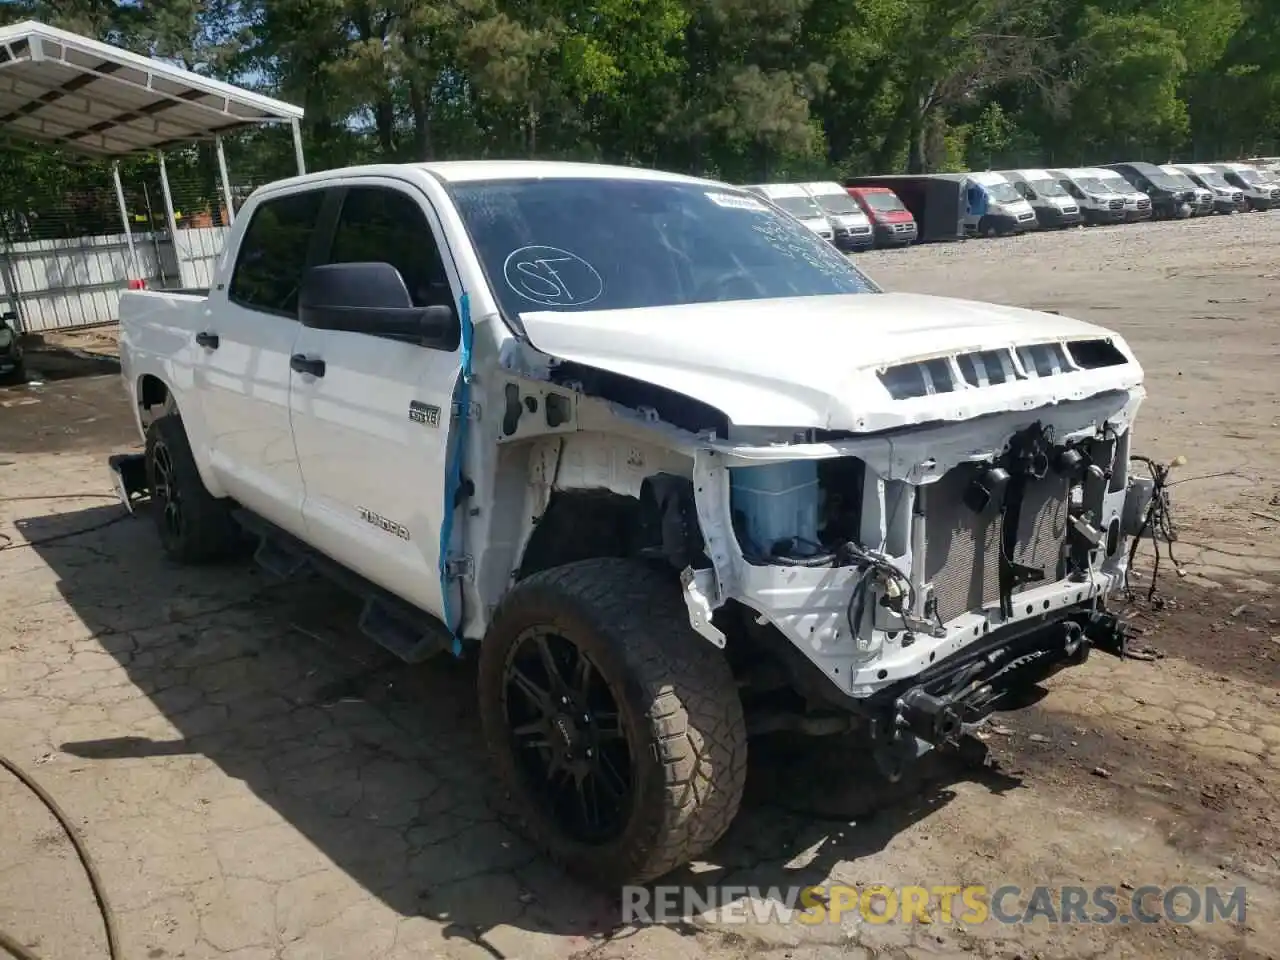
[478,559,748,885]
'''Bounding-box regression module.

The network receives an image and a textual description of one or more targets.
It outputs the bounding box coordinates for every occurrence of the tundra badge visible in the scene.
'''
[357,506,410,541]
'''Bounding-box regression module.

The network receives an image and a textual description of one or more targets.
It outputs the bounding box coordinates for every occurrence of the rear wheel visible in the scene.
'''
[478,559,747,885]
[145,414,242,564]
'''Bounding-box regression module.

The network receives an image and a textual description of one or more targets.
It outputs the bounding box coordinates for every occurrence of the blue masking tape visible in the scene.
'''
[438,291,473,655]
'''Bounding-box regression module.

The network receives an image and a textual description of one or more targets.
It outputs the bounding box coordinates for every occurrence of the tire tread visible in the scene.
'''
[481,558,747,884]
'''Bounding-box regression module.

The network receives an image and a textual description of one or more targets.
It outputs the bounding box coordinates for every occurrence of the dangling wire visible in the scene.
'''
[1125,455,1181,606]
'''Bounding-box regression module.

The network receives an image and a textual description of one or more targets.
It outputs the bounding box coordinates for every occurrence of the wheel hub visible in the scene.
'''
[502,628,634,844]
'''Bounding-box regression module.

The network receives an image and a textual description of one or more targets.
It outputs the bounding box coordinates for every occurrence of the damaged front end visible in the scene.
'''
[513,293,1153,770]
[678,374,1151,770]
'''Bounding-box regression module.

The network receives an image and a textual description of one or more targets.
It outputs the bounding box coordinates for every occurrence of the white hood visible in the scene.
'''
[520,293,1144,433]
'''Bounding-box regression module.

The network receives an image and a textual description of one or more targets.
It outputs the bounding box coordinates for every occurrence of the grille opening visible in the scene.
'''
[879,359,959,398]
[1067,338,1127,369]
[1017,343,1068,377]
[879,363,928,399]
[957,350,1012,386]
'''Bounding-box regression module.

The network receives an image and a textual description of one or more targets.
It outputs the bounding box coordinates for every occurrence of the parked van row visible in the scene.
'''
[743,182,916,250]
[745,158,1280,251]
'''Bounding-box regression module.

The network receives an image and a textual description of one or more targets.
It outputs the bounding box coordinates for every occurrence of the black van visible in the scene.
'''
[1100,162,1195,219]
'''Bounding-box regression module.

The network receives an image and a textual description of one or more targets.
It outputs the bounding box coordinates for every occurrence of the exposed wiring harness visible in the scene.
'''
[0,754,120,960]
[1125,454,1183,606]
[741,536,917,642]
[843,542,916,642]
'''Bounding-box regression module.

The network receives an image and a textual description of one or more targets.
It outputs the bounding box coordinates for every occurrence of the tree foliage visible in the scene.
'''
[0,0,1277,213]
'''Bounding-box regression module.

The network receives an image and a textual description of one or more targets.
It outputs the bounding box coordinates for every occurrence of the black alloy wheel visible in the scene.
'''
[503,626,634,844]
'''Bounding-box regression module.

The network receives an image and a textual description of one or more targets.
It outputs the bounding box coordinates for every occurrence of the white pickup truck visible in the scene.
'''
[111,160,1153,886]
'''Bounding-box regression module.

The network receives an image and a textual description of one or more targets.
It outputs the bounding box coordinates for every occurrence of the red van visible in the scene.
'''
[846,186,918,247]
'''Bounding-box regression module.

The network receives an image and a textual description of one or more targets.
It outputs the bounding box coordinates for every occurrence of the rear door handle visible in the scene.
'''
[195,331,219,350]
[290,354,326,378]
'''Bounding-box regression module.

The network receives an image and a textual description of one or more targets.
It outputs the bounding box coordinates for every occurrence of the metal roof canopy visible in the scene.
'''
[0,19,303,157]
[0,21,306,299]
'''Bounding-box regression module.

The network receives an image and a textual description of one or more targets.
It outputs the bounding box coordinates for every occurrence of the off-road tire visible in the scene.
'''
[478,558,748,885]
[145,413,241,564]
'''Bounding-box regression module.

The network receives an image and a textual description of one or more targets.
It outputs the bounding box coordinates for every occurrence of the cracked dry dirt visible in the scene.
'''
[2,213,1280,960]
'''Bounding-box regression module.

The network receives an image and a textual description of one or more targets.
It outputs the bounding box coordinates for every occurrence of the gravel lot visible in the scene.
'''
[2,213,1279,960]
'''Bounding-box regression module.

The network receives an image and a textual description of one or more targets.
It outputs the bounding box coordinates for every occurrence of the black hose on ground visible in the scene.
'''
[0,754,120,960]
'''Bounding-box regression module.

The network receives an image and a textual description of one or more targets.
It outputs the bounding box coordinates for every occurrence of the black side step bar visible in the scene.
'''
[232,509,455,664]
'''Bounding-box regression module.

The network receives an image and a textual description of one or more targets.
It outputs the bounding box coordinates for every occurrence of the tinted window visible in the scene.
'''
[229,191,324,316]
[449,178,876,319]
[325,187,452,309]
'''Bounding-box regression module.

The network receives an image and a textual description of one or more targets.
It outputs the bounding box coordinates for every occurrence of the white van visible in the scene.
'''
[1002,169,1083,227]
[1169,164,1245,213]
[1210,162,1280,211]
[1243,156,1280,178]
[963,171,1037,236]
[1092,169,1153,221]
[744,184,835,243]
[800,182,874,251]
[1047,168,1127,225]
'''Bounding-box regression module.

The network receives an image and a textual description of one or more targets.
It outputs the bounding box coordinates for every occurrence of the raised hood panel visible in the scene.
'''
[519,292,1144,432]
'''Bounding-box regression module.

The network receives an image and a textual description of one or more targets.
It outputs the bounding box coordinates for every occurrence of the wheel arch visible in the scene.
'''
[515,471,704,584]
[135,370,227,499]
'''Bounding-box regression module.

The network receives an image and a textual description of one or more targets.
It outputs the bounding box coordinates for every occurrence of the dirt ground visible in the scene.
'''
[2,213,1279,960]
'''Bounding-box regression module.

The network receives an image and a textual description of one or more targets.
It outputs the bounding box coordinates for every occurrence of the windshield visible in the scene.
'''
[1104,177,1141,195]
[1029,178,1068,198]
[985,181,1021,203]
[1234,168,1268,186]
[810,191,861,215]
[1074,177,1110,195]
[449,178,878,317]
[1165,171,1198,190]
[770,194,824,219]
[861,191,906,213]
[1197,171,1231,190]
[1144,171,1181,190]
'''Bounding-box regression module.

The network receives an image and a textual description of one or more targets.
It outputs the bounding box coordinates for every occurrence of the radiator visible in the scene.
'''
[921,466,1070,624]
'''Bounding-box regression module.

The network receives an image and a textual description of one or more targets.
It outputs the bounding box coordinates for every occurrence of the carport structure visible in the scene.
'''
[0,19,304,320]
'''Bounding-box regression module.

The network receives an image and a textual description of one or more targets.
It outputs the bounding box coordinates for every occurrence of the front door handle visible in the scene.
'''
[290,354,326,378]
[195,331,219,350]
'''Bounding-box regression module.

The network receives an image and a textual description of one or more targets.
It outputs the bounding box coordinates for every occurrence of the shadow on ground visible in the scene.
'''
[16,502,1024,951]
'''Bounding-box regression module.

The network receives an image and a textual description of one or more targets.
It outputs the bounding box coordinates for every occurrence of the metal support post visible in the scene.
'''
[156,150,190,289]
[215,134,236,225]
[291,118,306,175]
[111,161,141,283]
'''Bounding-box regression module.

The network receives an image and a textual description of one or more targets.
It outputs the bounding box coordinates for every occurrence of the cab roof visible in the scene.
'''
[257,160,731,195]
[417,160,722,185]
